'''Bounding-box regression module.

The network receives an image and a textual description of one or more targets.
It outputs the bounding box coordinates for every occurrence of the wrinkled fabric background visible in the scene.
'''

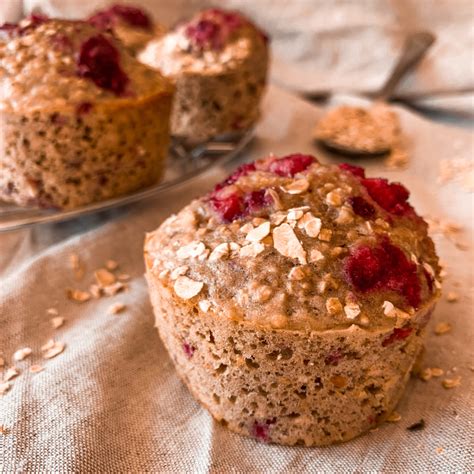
[1,0,473,471]
[1,85,473,472]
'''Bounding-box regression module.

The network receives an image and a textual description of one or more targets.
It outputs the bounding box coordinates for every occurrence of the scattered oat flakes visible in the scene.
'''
[46,307,59,316]
[174,276,203,300]
[299,213,321,238]
[108,302,126,315]
[382,301,410,320]
[0,382,11,396]
[103,282,126,296]
[335,207,354,225]
[281,178,309,195]
[41,340,65,359]
[208,243,230,261]
[29,365,44,374]
[198,300,211,313]
[69,253,85,280]
[431,367,444,377]
[13,347,32,362]
[386,411,401,422]
[177,241,206,259]
[288,266,306,281]
[246,221,270,242]
[344,303,361,320]
[239,242,265,258]
[318,229,332,242]
[434,322,451,335]
[325,189,343,207]
[105,259,119,271]
[446,291,459,303]
[309,248,324,263]
[117,273,130,282]
[94,268,116,287]
[4,367,19,382]
[442,376,461,389]
[170,265,189,280]
[51,316,65,329]
[273,223,307,264]
[89,284,102,299]
[267,189,283,210]
[67,289,91,303]
[326,297,343,315]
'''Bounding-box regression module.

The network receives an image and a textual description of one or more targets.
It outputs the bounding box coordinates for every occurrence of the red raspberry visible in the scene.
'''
[339,163,366,178]
[210,193,243,223]
[348,196,376,219]
[77,34,129,95]
[362,178,413,216]
[382,327,413,347]
[268,153,316,177]
[344,237,421,307]
[182,342,195,359]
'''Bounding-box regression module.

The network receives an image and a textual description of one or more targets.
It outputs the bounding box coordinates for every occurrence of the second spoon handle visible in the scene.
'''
[377,31,436,101]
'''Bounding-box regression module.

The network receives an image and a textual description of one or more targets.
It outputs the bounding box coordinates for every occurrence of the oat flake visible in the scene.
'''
[94,268,116,287]
[51,316,65,329]
[239,242,265,258]
[273,223,307,264]
[4,367,20,382]
[13,347,32,361]
[0,382,11,396]
[246,221,270,242]
[41,340,65,359]
[108,302,126,315]
[174,276,203,300]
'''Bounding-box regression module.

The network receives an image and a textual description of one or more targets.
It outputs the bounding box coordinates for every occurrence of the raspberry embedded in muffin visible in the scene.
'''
[145,153,441,446]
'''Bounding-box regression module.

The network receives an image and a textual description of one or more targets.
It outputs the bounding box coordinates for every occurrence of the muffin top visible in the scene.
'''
[0,16,173,113]
[87,3,164,54]
[139,8,268,76]
[145,153,441,332]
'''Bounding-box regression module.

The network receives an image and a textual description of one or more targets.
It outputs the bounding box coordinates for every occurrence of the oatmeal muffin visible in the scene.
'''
[88,3,165,55]
[0,16,173,209]
[145,153,441,446]
[139,8,269,141]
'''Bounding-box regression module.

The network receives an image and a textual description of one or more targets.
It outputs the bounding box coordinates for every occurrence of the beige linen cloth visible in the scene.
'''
[1,85,473,472]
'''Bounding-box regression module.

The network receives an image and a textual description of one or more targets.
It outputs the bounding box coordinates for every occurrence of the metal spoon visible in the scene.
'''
[315,31,436,156]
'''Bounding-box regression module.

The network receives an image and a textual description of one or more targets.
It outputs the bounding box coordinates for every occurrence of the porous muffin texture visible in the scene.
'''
[145,154,441,446]
[139,8,269,141]
[88,4,165,55]
[0,17,174,209]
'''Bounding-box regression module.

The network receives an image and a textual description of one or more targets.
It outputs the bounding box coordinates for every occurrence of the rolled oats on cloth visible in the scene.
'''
[1,86,473,472]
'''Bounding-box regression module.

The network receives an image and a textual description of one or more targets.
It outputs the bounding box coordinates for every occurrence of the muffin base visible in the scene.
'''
[169,51,268,142]
[146,270,435,446]
[0,93,172,209]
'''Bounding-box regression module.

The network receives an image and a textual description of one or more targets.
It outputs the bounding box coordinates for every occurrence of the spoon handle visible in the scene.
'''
[377,31,436,101]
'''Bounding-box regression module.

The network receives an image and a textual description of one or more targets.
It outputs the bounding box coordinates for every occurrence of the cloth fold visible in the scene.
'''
[1,86,472,471]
